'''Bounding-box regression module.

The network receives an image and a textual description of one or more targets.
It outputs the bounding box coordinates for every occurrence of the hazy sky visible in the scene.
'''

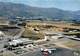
[0,0,80,11]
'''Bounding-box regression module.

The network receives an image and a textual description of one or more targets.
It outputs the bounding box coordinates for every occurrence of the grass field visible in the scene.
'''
[22,21,80,40]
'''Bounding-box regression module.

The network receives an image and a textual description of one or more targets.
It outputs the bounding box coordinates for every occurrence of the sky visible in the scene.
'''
[0,0,80,11]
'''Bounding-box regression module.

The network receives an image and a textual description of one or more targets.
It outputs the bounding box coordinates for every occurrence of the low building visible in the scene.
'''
[8,38,33,46]
[44,31,64,39]
[0,31,5,40]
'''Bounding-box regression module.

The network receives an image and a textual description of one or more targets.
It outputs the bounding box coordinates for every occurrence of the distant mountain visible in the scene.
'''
[0,2,80,21]
[74,10,80,15]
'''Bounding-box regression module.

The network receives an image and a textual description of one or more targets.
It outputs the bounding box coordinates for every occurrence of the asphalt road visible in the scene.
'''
[21,48,74,56]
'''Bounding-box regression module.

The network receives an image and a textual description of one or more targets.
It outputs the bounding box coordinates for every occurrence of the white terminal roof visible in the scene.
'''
[0,31,5,36]
[8,38,32,45]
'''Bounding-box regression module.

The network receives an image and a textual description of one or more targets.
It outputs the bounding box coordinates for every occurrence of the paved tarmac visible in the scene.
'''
[21,48,75,56]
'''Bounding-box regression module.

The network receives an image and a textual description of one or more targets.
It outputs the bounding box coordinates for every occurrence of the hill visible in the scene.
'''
[0,2,80,21]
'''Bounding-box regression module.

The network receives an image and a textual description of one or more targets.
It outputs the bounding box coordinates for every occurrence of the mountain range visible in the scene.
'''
[0,2,80,21]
